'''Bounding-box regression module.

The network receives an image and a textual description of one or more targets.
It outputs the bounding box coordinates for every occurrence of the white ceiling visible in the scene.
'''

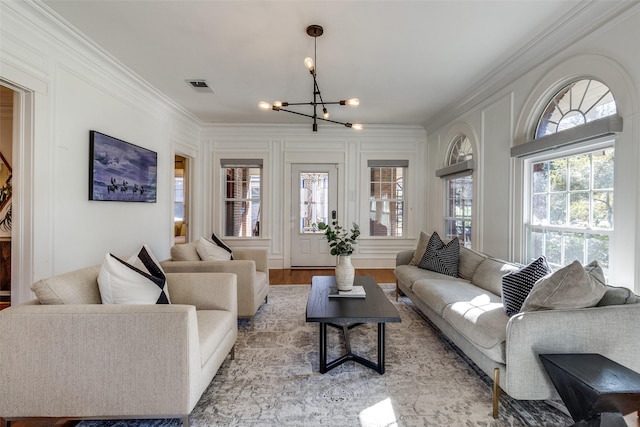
[42,1,632,131]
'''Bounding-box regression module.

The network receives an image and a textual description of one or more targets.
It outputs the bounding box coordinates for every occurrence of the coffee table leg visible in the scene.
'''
[319,322,327,374]
[378,322,385,375]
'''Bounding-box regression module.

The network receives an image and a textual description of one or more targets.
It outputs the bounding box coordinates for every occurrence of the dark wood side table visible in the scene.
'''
[539,353,640,426]
[306,276,401,374]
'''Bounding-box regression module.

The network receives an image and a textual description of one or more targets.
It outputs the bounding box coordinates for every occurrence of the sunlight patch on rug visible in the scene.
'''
[359,397,398,427]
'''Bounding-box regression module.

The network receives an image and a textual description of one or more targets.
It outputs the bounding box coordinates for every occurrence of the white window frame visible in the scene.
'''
[523,138,615,273]
[444,174,473,248]
[221,159,263,238]
[367,160,407,238]
[441,134,474,247]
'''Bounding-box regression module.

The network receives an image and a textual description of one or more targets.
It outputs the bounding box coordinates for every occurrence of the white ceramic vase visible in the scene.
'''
[335,255,355,291]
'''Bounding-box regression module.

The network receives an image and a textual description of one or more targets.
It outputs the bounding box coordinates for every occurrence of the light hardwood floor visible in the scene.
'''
[2,269,638,427]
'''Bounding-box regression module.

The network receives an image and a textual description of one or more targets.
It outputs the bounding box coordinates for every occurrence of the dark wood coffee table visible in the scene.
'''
[306,276,401,374]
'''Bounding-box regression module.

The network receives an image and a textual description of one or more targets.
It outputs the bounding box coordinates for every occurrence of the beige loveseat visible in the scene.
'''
[161,242,269,325]
[395,239,640,418]
[0,267,238,426]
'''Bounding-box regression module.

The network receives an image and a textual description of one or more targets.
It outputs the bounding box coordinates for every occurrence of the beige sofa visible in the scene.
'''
[0,267,238,426]
[395,243,640,418]
[161,242,269,325]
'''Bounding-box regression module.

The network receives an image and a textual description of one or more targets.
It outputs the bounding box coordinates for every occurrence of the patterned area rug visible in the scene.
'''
[79,284,572,426]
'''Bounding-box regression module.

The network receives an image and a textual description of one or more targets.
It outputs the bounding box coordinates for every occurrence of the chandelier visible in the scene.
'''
[259,25,363,132]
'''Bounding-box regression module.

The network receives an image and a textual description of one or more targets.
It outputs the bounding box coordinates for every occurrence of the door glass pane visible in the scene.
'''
[299,172,329,233]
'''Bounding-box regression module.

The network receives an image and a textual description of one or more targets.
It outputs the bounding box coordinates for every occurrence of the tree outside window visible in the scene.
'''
[527,147,613,273]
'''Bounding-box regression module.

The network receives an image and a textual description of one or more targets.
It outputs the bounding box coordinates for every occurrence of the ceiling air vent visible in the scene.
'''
[186,80,215,94]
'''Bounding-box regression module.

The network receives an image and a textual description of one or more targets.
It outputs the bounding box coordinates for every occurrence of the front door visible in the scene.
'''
[291,164,338,267]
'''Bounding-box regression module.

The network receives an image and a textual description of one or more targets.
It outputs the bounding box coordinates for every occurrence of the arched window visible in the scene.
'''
[442,135,473,248]
[535,79,617,138]
[525,79,617,274]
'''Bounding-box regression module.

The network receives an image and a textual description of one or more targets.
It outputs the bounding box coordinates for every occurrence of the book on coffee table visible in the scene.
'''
[328,285,366,298]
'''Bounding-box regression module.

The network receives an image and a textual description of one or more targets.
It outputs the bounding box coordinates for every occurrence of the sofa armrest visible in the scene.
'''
[0,303,200,417]
[396,250,415,266]
[233,249,269,274]
[504,303,640,400]
[166,272,237,317]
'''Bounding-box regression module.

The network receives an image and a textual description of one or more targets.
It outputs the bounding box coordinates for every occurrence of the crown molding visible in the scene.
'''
[424,1,640,135]
[5,1,201,129]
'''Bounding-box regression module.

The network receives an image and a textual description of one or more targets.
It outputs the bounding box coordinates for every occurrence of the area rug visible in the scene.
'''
[79,284,572,426]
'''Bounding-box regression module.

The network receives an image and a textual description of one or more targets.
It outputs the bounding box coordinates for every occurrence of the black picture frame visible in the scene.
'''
[89,130,157,202]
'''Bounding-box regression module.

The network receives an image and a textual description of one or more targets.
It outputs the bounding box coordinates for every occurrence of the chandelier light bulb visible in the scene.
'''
[352,123,364,130]
[323,108,329,119]
[346,98,359,107]
[304,57,315,72]
[274,101,283,107]
[258,101,272,110]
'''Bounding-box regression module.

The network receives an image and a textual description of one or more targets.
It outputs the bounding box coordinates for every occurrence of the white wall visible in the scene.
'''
[1,2,201,303]
[201,124,427,269]
[425,7,640,291]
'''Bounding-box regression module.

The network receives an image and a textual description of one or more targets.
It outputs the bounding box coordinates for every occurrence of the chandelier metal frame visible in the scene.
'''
[259,25,362,132]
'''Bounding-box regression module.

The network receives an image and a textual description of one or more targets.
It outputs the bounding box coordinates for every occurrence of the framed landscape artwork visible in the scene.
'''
[89,131,157,202]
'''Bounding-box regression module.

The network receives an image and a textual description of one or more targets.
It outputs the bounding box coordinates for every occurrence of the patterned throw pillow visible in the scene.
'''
[417,232,460,277]
[211,232,234,260]
[501,256,550,316]
[98,244,170,304]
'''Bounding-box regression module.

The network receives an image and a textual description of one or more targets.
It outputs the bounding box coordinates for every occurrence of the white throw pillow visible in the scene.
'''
[197,237,232,261]
[98,244,170,304]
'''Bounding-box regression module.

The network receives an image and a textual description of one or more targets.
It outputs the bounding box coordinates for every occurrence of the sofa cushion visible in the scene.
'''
[458,246,488,281]
[197,237,232,261]
[210,232,234,260]
[197,310,236,366]
[171,241,200,261]
[501,256,550,317]
[418,232,459,277]
[412,278,482,317]
[597,285,638,306]
[394,265,461,290]
[442,294,508,362]
[98,245,170,305]
[472,257,521,296]
[520,260,607,312]
[31,266,102,305]
[409,231,431,266]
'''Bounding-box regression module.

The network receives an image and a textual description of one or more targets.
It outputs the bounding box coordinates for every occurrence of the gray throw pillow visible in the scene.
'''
[409,231,431,266]
[597,285,638,306]
[501,256,550,317]
[417,231,459,277]
[520,260,607,312]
